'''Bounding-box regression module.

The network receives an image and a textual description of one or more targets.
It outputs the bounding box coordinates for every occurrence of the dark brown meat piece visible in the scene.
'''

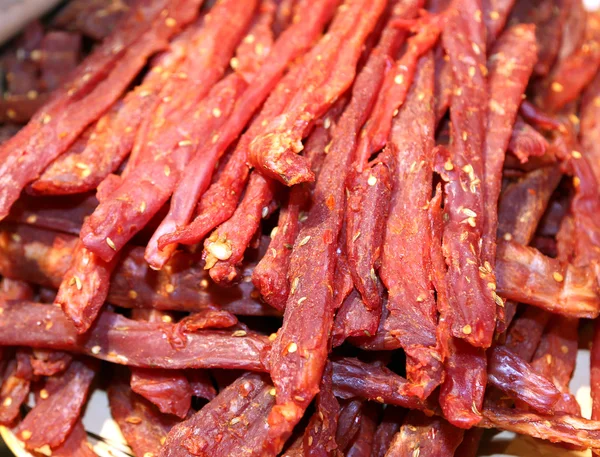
[0,300,269,371]
[15,359,96,450]
[38,31,82,92]
[109,375,180,457]
[160,373,275,457]
[371,406,403,457]
[345,403,379,457]
[53,0,131,40]
[335,400,363,453]
[503,307,551,361]
[385,411,464,457]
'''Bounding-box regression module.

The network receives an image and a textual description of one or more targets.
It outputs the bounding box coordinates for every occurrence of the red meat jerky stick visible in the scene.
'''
[0,354,32,425]
[385,411,464,457]
[481,24,537,267]
[480,405,600,448]
[345,403,379,457]
[52,421,95,457]
[252,111,339,310]
[371,406,403,457]
[52,0,130,40]
[161,373,275,457]
[81,0,258,263]
[481,0,515,45]
[203,172,278,285]
[335,400,364,453]
[593,318,600,450]
[302,363,340,455]
[29,349,73,377]
[109,375,181,457]
[332,289,381,346]
[0,300,269,371]
[495,240,600,318]
[38,31,82,92]
[507,118,549,164]
[0,224,277,316]
[487,346,562,414]
[0,0,203,220]
[150,0,341,265]
[29,21,201,196]
[437,0,496,348]
[265,7,409,449]
[0,278,34,300]
[15,359,96,451]
[248,0,388,186]
[503,307,551,361]
[581,71,600,183]
[186,370,216,401]
[537,12,600,113]
[129,309,193,419]
[379,53,442,399]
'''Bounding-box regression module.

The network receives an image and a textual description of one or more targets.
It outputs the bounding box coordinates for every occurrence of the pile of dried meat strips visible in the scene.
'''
[0,0,600,455]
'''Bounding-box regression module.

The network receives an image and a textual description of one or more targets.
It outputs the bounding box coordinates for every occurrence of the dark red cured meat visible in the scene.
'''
[1,53,38,96]
[265,5,406,448]
[131,368,192,418]
[507,118,549,163]
[160,373,275,457]
[0,358,31,425]
[151,0,341,262]
[109,375,180,457]
[438,338,487,429]
[352,12,444,169]
[0,0,204,221]
[385,411,464,457]
[176,307,238,332]
[482,23,537,267]
[82,0,258,263]
[54,240,119,333]
[482,0,516,45]
[186,370,216,400]
[557,0,587,62]
[487,346,561,414]
[204,172,277,285]
[30,349,73,376]
[332,289,381,347]
[7,193,97,235]
[529,316,580,415]
[330,359,433,412]
[0,93,51,124]
[345,402,379,457]
[345,151,393,315]
[303,363,340,456]
[0,300,269,371]
[434,49,453,125]
[537,13,600,113]
[480,405,600,448]
[496,240,600,318]
[0,224,278,316]
[379,52,442,398]
[0,278,34,300]
[592,318,600,428]
[335,400,363,453]
[52,421,96,457]
[53,0,131,40]
[248,0,388,186]
[438,0,496,348]
[15,359,96,450]
[252,112,338,310]
[581,71,600,183]
[371,406,403,457]
[39,31,82,92]
[453,429,483,457]
[503,307,551,361]
[273,0,296,36]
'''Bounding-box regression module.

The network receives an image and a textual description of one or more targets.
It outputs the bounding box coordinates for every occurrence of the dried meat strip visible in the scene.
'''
[581,71,600,183]
[0,277,34,300]
[161,373,275,457]
[15,359,96,451]
[371,406,403,457]
[345,403,379,457]
[38,31,82,92]
[0,0,203,220]
[265,6,407,447]
[81,0,258,263]
[482,0,515,45]
[480,405,600,448]
[51,421,96,457]
[379,52,442,398]
[335,400,363,453]
[0,224,277,316]
[332,289,381,347]
[0,300,269,371]
[487,346,561,414]
[503,307,550,361]
[53,0,131,40]
[437,0,496,348]
[0,356,32,425]
[29,349,73,377]
[249,0,387,185]
[131,368,192,419]
[109,375,180,457]
[204,172,277,285]
[150,0,341,265]
[537,13,600,113]
[385,411,464,457]
[482,23,537,266]
[593,318,600,431]
[186,370,216,400]
[496,240,600,318]
[507,118,549,164]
